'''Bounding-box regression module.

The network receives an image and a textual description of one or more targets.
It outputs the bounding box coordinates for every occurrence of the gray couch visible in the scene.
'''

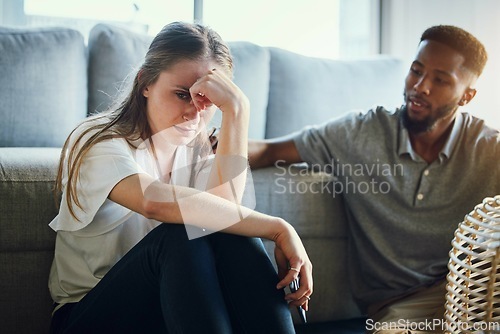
[0,24,405,334]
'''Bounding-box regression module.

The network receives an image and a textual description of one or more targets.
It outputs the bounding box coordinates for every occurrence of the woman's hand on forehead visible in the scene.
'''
[189,68,248,114]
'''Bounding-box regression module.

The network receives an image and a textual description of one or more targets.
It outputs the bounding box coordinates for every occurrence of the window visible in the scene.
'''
[203,0,377,59]
[4,0,376,59]
[22,0,193,39]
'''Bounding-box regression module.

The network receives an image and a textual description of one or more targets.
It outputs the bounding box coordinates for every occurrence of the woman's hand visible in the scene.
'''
[189,68,249,117]
[273,220,313,311]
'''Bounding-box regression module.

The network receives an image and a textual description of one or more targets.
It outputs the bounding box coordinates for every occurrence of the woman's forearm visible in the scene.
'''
[205,95,250,203]
[142,177,287,241]
[110,172,312,302]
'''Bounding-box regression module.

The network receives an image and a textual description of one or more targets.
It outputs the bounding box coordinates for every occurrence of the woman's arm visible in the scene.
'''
[190,69,250,203]
[109,172,313,309]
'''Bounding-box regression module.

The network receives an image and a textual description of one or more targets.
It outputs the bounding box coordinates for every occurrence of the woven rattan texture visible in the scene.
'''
[445,195,500,334]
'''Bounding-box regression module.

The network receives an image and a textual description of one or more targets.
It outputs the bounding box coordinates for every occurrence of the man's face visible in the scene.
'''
[403,40,476,134]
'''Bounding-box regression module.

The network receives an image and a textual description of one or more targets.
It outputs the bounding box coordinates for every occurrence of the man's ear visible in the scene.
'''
[459,88,477,106]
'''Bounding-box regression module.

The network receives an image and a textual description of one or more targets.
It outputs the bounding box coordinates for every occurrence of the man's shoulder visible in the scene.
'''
[308,105,402,145]
[339,105,402,133]
[324,105,398,124]
[296,105,403,142]
[460,112,499,143]
[457,113,499,161]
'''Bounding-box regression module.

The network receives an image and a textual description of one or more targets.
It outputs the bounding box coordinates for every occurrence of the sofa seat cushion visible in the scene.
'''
[254,166,363,322]
[0,27,87,147]
[253,165,347,239]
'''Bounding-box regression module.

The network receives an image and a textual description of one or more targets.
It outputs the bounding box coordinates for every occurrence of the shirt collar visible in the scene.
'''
[440,112,463,159]
[398,111,464,163]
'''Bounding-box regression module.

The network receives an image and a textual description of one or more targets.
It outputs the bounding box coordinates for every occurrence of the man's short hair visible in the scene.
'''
[420,25,487,77]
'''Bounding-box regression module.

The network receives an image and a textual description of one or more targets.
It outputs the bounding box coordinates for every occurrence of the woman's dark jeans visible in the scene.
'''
[50,224,295,333]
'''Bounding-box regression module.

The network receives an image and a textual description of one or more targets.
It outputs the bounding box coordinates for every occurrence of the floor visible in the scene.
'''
[294,317,367,334]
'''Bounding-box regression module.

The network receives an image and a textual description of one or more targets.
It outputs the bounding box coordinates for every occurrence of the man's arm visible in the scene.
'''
[248,136,303,169]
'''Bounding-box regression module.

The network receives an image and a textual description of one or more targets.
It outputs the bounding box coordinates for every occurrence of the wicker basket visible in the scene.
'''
[445,195,500,334]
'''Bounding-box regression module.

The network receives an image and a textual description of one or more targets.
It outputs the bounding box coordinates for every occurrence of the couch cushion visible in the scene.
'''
[211,41,270,139]
[0,27,87,147]
[254,167,362,322]
[88,24,270,139]
[87,23,153,115]
[262,238,363,323]
[266,48,405,138]
[253,165,348,239]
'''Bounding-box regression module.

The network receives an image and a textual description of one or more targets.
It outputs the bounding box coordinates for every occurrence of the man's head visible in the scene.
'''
[420,25,487,77]
[402,25,488,134]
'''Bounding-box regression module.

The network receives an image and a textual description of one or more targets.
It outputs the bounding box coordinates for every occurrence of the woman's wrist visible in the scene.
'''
[268,217,294,243]
[220,96,250,119]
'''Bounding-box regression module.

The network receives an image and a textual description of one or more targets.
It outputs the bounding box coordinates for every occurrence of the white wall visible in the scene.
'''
[381,0,500,129]
[0,0,25,25]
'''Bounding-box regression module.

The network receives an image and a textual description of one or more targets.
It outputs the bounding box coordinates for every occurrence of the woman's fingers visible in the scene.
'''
[281,264,313,295]
[274,247,288,281]
[285,267,313,311]
[192,91,213,111]
[275,258,313,309]
[189,69,221,111]
[189,68,246,113]
[272,227,313,311]
[276,265,298,289]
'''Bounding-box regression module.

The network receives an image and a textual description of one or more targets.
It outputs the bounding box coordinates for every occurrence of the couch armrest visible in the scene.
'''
[0,147,60,252]
[0,147,61,334]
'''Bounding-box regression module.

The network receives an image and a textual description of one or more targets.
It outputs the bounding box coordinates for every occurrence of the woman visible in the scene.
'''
[49,21,312,333]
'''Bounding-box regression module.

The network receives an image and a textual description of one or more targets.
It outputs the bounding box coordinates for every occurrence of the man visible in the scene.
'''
[249,25,499,333]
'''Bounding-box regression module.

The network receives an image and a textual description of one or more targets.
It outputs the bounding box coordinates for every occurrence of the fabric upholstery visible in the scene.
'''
[0,251,54,334]
[0,148,60,251]
[253,166,348,238]
[0,27,87,147]
[266,47,405,138]
[0,148,60,334]
[210,41,270,139]
[255,166,362,321]
[87,23,153,115]
[262,237,361,322]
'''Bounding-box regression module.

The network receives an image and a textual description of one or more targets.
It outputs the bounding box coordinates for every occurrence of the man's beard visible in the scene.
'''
[401,95,457,134]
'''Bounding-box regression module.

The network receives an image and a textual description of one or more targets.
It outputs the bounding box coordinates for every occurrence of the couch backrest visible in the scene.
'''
[265,47,406,138]
[208,41,270,139]
[0,24,407,144]
[0,26,87,147]
[87,24,153,116]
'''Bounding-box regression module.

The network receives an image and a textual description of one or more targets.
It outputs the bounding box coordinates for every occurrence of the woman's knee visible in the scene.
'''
[145,223,188,246]
[144,224,211,265]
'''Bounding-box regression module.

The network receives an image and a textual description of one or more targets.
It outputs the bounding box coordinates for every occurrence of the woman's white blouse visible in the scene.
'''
[48,132,213,307]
